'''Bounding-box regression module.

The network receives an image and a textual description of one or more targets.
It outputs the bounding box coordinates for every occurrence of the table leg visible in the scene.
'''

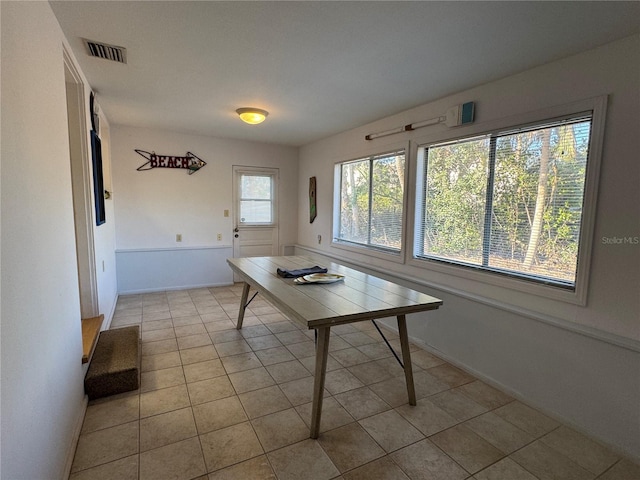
[397,314,416,405]
[236,282,250,330]
[310,326,331,439]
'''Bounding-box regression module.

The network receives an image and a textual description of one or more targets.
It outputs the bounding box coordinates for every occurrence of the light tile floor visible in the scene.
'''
[70,285,639,480]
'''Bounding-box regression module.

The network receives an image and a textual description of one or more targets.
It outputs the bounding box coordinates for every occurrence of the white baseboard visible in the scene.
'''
[118,281,235,295]
[61,394,88,480]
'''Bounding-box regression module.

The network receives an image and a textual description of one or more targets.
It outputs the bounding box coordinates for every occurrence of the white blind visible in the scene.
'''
[419,135,490,264]
[418,115,592,288]
[338,150,405,251]
[487,118,591,284]
[239,174,273,224]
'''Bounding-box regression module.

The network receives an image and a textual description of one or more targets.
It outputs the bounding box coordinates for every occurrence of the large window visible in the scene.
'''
[334,149,405,253]
[415,114,593,289]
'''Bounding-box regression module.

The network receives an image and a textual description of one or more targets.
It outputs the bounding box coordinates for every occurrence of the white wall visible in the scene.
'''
[297,35,640,459]
[110,126,298,292]
[1,2,119,478]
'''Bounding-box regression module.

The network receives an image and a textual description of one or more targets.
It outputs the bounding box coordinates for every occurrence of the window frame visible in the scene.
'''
[234,167,278,227]
[409,96,607,305]
[332,143,409,263]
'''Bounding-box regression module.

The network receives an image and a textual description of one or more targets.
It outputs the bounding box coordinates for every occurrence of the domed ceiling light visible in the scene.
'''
[236,108,269,125]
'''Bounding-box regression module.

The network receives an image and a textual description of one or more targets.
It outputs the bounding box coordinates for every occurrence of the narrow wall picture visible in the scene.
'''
[309,176,317,223]
[91,130,106,226]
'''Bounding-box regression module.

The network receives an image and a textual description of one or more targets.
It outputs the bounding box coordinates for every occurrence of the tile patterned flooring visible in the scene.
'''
[70,285,639,480]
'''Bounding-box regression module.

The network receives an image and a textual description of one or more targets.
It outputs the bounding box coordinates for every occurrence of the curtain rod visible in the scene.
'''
[364,116,443,141]
[365,102,475,141]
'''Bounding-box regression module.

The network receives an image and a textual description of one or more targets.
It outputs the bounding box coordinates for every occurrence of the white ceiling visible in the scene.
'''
[50,1,640,147]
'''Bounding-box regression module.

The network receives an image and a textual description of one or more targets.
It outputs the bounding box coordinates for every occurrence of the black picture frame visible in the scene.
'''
[91,130,106,226]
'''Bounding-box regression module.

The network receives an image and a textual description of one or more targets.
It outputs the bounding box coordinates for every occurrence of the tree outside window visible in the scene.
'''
[417,116,591,288]
[337,150,405,252]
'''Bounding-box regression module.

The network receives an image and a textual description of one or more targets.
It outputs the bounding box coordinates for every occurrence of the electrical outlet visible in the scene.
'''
[176,234,182,242]
[224,209,229,217]
[217,233,222,241]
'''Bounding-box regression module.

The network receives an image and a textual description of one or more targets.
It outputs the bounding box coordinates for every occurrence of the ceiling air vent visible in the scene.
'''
[83,39,127,64]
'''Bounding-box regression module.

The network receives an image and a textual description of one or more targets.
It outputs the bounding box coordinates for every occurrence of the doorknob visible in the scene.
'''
[234,227,239,232]
[234,234,239,238]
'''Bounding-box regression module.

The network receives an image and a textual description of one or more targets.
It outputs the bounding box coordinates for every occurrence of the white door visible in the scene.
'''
[232,166,279,263]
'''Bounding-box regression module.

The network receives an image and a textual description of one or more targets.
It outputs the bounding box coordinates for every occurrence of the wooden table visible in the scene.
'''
[226,255,443,438]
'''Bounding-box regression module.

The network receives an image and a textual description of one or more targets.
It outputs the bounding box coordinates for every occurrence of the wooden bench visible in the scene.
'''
[84,325,140,400]
[81,315,104,364]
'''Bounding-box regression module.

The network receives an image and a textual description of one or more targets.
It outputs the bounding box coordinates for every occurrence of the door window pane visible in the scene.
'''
[240,174,273,224]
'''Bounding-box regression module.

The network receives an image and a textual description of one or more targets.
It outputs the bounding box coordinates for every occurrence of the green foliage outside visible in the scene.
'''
[422,120,590,284]
[340,153,405,250]
[336,119,590,286]
[423,137,489,264]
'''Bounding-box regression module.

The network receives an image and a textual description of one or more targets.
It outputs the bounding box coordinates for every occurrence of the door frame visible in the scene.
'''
[232,165,280,260]
[64,48,99,318]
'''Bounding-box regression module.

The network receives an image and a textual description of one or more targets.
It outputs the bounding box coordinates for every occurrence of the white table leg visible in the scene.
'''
[397,314,416,405]
[310,326,331,438]
[236,282,250,330]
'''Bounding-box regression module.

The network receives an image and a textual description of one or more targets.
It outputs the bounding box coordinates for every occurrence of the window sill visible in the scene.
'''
[330,240,405,265]
[407,256,584,305]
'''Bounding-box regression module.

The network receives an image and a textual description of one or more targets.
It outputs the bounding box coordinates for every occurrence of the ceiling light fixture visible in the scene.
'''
[236,108,269,125]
